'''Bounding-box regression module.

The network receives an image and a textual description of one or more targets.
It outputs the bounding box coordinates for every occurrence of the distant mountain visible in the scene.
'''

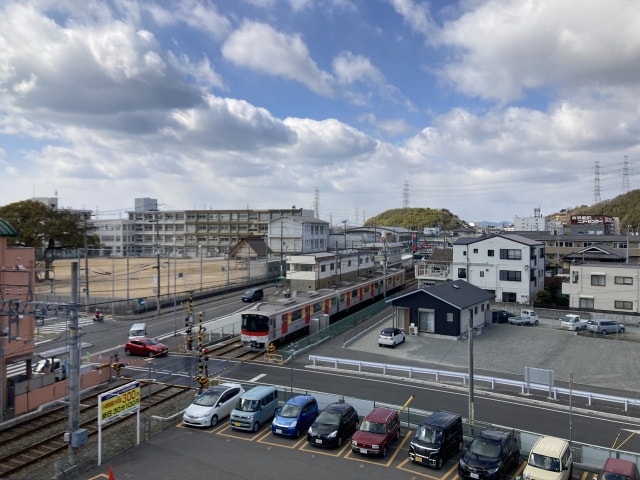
[364,208,468,231]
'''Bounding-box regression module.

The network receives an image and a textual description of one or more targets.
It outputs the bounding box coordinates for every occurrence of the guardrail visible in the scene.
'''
[308,355,640,412]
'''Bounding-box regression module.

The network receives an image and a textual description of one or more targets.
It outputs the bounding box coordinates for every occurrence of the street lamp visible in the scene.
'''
[290,346,297,398]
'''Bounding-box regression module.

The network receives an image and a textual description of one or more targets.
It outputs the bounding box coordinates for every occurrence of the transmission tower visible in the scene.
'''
[314,187,320,218]
[622,156,630,193]
[593,161,602,204]
[402,181,410,208]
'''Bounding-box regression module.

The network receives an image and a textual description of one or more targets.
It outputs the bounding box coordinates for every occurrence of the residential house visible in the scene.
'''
[389,280,494,337]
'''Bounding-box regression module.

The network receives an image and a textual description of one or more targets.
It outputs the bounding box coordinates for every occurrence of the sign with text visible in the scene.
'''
[98,380,141,426]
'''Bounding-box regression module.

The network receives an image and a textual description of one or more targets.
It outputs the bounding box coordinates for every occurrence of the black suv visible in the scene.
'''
[458,429,520,480]
[409,410,463,469]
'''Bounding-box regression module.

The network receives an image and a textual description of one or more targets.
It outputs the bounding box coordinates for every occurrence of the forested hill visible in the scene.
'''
[363,208,468,231]
[568,189,640,228]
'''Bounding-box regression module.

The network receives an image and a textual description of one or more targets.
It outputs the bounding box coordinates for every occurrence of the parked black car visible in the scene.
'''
[409,410,463,469]
[458,429,520,480]
[307,402,359,448]
[491,310,515,324]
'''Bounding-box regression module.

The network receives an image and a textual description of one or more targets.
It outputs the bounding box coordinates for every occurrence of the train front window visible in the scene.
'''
[241,314,269,332]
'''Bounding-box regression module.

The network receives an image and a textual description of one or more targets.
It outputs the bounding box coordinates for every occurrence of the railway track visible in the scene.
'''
[0,381,190,479]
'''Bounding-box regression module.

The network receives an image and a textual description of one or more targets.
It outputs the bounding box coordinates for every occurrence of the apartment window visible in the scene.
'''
[579,297,594,309]
[473,248,478,254]
[590,274,606,286]
[488,249,494,257]
[480,271,484,277]
[500,249,522,260]
[614,276,633,285]
[615,300,634,310]
[458,268,467,279]
[499,270,522,281]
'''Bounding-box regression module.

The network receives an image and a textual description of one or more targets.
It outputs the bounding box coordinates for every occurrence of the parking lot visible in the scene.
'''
[86,418,598,480]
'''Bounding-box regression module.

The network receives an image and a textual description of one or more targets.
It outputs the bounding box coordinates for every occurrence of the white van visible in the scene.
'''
[229,385,279,432]
[523,436,572,480]
[129,323,147,338]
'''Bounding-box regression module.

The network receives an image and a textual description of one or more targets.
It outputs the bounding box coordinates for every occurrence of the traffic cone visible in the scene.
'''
[108,465,116,480]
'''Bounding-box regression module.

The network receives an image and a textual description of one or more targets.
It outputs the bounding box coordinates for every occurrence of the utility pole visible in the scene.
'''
[154,212,161,315]
[68,262,81,463]
[83,214,89,313]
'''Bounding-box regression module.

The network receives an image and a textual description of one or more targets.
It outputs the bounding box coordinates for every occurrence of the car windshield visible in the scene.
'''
[469,438,501,458]
[602,473,631,480]
[528,453,560,472]
[280,404,301,418]
[415,425,442,443]
[360,420,386,434]
[316,411,340,425]
[193,390,223,407]
[236,398,260,412]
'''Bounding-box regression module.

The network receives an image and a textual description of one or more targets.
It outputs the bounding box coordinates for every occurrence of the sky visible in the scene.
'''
[1,0,639,226]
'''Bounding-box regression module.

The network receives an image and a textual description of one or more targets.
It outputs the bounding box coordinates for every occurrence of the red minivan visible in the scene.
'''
[351,407,400,458]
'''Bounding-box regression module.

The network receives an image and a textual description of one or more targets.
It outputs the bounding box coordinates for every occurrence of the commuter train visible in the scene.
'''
[240,269,406,350]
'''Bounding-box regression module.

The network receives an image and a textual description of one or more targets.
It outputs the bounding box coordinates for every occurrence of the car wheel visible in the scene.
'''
[402,336,406,344]
[294,428,301,439]
[620,328,625,333]
[210,415,218,427]
[337,436,343,448]
[602,330,608,335]
[457,440,463,452]
[392,341,397,349]
[124,349,131,356]
[252,421,260,432]
[378,343,383,347]
[534,320,539,326]
[147,351,154,358]
[435,456,443,469]
[381,445,388,458]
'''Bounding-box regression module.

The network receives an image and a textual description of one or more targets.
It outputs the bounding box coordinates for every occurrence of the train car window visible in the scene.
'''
[351,289,358,297]
[313,302,321,313]
[291,309,302,322]
[340,294,345,303]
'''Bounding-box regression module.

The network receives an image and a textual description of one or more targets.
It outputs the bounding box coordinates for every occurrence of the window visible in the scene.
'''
[480,271,484,277]
[614,276,633,285]
[473,248,478,254]
[458,268,467,279]
[488,249,494,257]
[615,300,633,310]
[499,270,522,281]
[500,249,522,260]
[579,297,594,309]
[590,275,606,286]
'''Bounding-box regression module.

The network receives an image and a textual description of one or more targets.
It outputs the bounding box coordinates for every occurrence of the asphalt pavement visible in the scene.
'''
[310,314,640,395]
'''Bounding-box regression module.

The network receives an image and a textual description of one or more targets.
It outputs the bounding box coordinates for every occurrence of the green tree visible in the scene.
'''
[0,200,99,281]
[364,208,467,231]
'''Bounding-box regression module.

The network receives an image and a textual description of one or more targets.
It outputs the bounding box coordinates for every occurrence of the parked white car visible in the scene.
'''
[378,327,406,348]
[560,314,588,331]
[183,383,245,428]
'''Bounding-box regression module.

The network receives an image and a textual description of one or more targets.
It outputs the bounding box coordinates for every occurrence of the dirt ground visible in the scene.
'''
[35,257,249,299]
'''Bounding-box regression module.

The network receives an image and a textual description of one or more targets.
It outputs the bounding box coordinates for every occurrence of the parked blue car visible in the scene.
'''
[271,395,319,438]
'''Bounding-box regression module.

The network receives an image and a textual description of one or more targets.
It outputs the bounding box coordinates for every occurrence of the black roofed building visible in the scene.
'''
[389,280,494,338]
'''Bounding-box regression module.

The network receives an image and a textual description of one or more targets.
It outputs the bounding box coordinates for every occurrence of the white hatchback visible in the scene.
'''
[183,383,245,428]
[378,327,406,348]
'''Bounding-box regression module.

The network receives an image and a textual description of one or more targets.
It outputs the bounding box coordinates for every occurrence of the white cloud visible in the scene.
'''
[221,21,334,96]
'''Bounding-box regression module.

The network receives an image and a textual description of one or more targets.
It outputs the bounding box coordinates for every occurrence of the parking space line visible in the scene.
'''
[299,441,351,457]
[216,425,272,441]
[258,432,308,449]
[397,456,459,479]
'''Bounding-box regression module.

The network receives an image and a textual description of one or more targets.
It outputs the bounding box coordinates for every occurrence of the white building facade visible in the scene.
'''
[562,263,640,312]
[452,234,545,304]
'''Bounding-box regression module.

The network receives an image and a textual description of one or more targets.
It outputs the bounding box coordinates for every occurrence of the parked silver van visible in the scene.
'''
[229,385,278,432]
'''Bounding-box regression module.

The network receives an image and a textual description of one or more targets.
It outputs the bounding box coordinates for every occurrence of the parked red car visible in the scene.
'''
[351,407,400,458]
[124,337,169,357]
[599,458,640,480]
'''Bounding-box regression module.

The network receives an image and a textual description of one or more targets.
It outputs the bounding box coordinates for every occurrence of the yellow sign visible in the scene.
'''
[98,381,141,425]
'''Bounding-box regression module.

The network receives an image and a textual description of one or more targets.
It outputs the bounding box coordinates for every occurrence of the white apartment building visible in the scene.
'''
[287,252,377,291]
[451,234,545,304]
[562,263,640,312]
[267,215,329,257]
